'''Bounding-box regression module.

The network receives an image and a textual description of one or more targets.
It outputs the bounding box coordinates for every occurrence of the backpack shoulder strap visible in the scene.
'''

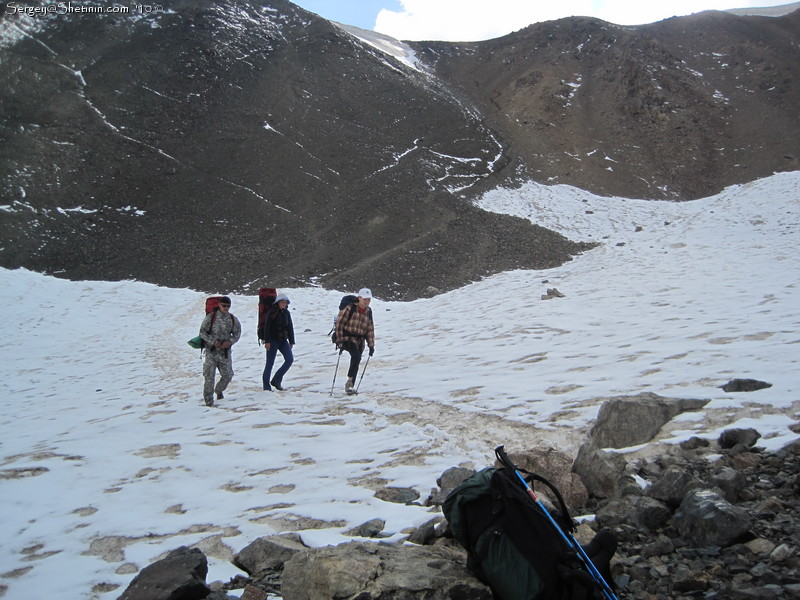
[522,469,575,533]
[343,303,357,323]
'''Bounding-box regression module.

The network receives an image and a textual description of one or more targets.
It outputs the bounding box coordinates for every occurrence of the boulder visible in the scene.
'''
[720,379,772,393]
[590,393,709,449]
[117,546,209,600]
[709,466,747,502]
[374,486,420,504]
[406,517,444,545]
[344,519,387,538]
[572,441,627,499]
[634,497,673,531]
[595,496,671,531]
[426,466,475,506]
[541,288,565,300]
[281,541,491,600]
[233,533,307,577]
[645,466,700,507]
[673,489,752,547]
[719,428,761,449]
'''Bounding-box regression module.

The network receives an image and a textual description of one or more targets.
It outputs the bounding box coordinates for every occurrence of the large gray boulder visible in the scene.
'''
[117,546,209,600]
[281,541,491,600]
[673,489,752,547]
[590,393,709,449]
[233,533,307,578]
[572,441,628,499]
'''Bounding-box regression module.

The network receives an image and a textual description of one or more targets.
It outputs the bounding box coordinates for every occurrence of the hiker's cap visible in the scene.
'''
[358,288,373,299]
[275,293,290,304]
[219,296,232,305]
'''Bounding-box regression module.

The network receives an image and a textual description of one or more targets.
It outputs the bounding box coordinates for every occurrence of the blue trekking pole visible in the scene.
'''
[495,445,619,600]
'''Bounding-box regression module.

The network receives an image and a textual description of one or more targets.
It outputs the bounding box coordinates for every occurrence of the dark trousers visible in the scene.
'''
[263,338,293,389]
[341,340,363,379]
[583,529,617,588]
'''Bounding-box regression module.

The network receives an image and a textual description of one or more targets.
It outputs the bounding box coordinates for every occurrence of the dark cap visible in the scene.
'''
[219,296,232,305]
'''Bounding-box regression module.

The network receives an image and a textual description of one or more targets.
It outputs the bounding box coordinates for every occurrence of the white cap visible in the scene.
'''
[358,288,373,299]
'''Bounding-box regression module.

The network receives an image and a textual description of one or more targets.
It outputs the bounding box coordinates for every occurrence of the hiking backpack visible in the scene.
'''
[329,294,358,345]
[257,287,277,344]
[443,461,605,600]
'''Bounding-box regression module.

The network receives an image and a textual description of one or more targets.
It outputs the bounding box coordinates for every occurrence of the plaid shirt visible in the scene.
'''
[335,305,375,348]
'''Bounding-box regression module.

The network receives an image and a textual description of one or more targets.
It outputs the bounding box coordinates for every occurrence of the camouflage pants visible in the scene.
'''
[203,349,234,402]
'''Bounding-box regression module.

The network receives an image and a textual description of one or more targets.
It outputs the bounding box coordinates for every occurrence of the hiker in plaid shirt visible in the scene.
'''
[335,288,375,394]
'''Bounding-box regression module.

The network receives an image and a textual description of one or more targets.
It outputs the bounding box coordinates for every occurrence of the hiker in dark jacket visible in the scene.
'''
[335,288,375,394]
[199,296,242,406]
[262,292,295,391]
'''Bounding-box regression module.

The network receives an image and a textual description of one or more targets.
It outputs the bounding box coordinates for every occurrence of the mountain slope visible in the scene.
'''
[412,9,800,200]
[1,1,798,298]
[0,0,588,299]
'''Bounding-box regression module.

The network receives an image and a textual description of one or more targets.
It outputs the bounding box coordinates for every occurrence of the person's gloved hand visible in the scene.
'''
[214,340,223,349]
[220,340,232,349]
[368,346,375,357]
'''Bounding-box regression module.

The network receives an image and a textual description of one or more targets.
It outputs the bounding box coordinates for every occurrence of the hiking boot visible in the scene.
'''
[204,398,214,406]
[345,378,355,393]
[271,380,284,391]
[216,391,224,400]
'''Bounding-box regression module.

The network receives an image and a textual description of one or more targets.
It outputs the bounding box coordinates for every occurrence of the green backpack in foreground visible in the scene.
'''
[443,463,611,600]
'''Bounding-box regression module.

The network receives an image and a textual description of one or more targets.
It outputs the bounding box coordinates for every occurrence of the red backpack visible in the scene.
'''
[257,287,277,343]
[205,296,224,315]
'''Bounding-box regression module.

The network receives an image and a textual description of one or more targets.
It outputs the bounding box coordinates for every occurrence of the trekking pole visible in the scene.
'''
[495,445,619,600]
[354,355,370,394]
[329,349,343,396]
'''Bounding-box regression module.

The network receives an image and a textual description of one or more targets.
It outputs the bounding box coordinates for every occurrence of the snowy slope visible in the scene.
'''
[1,172,799,599]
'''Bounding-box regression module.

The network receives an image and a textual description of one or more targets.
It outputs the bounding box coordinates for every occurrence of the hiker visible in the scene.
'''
[262,292,295,391]
[199,296,241,406]
[335,287,375,393]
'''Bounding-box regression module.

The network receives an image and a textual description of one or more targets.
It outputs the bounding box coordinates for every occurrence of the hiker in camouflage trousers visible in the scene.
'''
[199,296,242,406]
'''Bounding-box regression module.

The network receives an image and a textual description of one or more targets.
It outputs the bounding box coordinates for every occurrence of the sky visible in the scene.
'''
[290,0,784,41]
[1,170,798,599]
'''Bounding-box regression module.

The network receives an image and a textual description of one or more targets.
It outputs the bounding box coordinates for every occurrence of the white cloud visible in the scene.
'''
[374,0,781,41]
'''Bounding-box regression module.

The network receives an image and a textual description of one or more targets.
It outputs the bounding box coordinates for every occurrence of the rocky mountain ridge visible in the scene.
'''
[1,0,798,298]
[415,8,800,200]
